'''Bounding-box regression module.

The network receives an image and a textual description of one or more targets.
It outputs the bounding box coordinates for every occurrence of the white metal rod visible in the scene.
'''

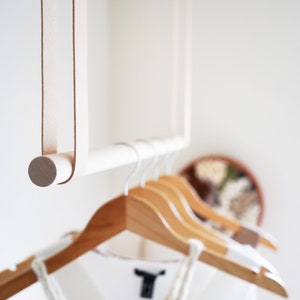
[28,136,188,187]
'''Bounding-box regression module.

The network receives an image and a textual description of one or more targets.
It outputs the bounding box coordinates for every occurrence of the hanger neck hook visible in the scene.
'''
[165,139,180,174]
[165,152,175,174]
[153,138,171,179]
[135,139,158,187]
[163,138,175,175]
[117,142,141,196]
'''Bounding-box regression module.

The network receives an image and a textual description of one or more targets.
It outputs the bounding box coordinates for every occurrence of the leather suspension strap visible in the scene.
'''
[41,0,57,155]
[41,0,89,182]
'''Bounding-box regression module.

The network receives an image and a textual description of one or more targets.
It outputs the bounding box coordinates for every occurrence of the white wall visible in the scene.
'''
[110,1,300,299]
[190,1,300,299]
[0,0,111,299]
[1,0,299,299]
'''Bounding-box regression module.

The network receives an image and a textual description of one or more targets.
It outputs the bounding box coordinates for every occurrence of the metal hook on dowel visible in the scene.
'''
[135,139,159,187]
[117,143,142,196]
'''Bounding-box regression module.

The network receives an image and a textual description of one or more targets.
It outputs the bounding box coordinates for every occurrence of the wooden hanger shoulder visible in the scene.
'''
[147,180,223,239]
[129,186,227,254]
[126,195,288,298]
[0,196,127,299]
[0,194,287,299]
[160,175,277,251]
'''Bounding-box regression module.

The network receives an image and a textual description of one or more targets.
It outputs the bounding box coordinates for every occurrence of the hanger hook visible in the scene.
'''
[165,139,180,174]
[117,142,142,196]
[135,139,158,187]
[153,138,171,179]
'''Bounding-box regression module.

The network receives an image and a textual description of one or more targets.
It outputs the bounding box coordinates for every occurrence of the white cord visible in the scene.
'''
[31,258,66,300]
[166,239,204,300]
[178,239,203,299]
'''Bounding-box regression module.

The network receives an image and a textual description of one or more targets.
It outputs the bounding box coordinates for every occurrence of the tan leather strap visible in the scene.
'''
[41,0,88,182]
[68,0,89,181]
[41,0,57,155]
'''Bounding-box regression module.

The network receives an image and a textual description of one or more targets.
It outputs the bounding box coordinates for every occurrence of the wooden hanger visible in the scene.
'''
[130,142,244,255]
[136,139,276,250]
[129,186,228,254]
[137,181,276,275]
[146,180,223,239]
[0,194,288,299]
[159,174,278,251]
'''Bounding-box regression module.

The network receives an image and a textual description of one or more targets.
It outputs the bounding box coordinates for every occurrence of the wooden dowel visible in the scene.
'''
[28,136,187,187]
